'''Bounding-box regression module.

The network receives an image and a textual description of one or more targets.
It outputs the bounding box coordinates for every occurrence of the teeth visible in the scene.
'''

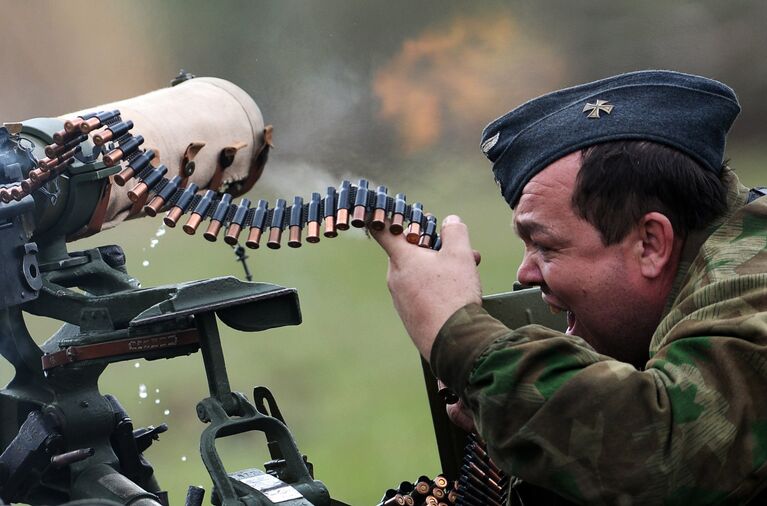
[548,304,562,315]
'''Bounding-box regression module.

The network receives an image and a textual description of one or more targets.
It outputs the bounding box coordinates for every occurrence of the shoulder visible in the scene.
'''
[652,174,767,349]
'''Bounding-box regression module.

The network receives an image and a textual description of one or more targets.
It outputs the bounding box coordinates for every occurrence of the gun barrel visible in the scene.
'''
[53,77,267,240]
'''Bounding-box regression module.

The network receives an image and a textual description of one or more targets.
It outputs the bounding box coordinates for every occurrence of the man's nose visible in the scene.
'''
[516,252,543,286]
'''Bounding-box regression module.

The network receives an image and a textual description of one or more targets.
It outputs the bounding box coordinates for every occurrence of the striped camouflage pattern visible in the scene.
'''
[432,169,767,505]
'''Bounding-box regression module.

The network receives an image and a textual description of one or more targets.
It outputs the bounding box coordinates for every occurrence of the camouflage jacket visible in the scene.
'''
[431,169,767,505]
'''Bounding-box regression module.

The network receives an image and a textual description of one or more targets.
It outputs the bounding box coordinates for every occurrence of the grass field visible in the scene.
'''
[4,147,763,505]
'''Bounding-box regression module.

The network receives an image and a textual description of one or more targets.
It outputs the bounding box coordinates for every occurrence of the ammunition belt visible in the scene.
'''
[15,111,443,251]
[150,178,442,250]
[377,435,510,506]
[4,109,128,203]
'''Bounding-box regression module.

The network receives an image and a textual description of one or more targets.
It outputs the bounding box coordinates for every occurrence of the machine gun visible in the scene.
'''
[0,72,351,506]
[0,71,563,505]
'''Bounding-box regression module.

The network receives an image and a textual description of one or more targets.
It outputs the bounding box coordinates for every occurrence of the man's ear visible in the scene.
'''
[636,212,676,279]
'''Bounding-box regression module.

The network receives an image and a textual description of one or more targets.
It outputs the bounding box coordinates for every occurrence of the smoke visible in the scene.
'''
[256,159,375,241]
[373,13,567,153]
[258,159,366,201]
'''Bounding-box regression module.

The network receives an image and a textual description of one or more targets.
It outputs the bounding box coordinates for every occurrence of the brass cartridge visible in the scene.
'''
[389,193,407,234]
[323,186,338,237]
[224,197,251,245]
[266,198,286,249]
[245,199,269,249]
[183,189,215,235]
[336,180,351,230]
[370,185,388,231]
[351,179,369,228]
[406,202,424,243]
[287,196,304,247]
[163,183,199,228]
[203,193,233,242]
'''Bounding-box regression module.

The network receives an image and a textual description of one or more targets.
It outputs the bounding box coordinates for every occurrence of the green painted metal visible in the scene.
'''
[483,286,568,332]
[0,117,335,506]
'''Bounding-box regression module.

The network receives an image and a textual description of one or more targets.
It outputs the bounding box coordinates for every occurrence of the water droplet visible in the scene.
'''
[134,362,140,368]
[155,399,160,404]
[142,260,150,267]
[150,239,159,248]
[138,384,148,399]
[155,388,160,393]
[155,225,167,237]
[181,455,187,462]
[164,409,170,416]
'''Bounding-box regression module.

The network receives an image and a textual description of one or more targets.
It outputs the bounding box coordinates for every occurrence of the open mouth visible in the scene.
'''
[543,297,576,335]
[566,311,576,335]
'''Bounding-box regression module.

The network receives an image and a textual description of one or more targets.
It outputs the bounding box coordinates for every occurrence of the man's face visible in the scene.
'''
[513,152,659,366]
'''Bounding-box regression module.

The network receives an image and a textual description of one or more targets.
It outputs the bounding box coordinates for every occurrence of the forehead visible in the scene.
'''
[514,151,581,220]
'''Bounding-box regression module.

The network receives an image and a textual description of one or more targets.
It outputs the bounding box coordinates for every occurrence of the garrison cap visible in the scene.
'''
[480,70,741,208]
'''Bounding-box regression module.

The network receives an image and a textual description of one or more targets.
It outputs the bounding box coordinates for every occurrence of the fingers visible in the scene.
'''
[372,214,477,263]
[369,219,410,258]
[446,399,476,432]
[440,215,474,256]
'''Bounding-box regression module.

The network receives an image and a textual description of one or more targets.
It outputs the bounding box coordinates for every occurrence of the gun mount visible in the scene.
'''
[0,238,331,505]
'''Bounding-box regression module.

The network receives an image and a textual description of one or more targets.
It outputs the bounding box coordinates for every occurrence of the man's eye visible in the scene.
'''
[534,242,553,254]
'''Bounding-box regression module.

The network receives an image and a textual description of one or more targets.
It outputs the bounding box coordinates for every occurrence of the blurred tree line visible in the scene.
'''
[144,0,765,173]
[1,1,763,178]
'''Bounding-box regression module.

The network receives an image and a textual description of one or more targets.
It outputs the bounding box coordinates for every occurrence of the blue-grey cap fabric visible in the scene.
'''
[480,70,741,208]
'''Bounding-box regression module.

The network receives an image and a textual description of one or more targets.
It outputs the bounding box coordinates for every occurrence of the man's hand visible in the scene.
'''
[438,380,477,432]
[371,215,482,361]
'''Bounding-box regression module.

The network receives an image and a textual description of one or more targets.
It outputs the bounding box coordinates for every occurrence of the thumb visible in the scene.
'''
[439,215,473,254]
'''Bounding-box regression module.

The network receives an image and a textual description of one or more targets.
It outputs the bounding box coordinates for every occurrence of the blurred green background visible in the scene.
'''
[1,1,765,504]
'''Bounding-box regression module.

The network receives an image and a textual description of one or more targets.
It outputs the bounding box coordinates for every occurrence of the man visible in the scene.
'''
[372,70,767,504]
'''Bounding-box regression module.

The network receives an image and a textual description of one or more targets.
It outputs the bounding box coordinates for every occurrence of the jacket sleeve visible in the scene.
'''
[431,283,767,505]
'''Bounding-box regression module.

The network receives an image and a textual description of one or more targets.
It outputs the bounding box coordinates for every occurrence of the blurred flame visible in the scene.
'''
[374,14,566,153]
